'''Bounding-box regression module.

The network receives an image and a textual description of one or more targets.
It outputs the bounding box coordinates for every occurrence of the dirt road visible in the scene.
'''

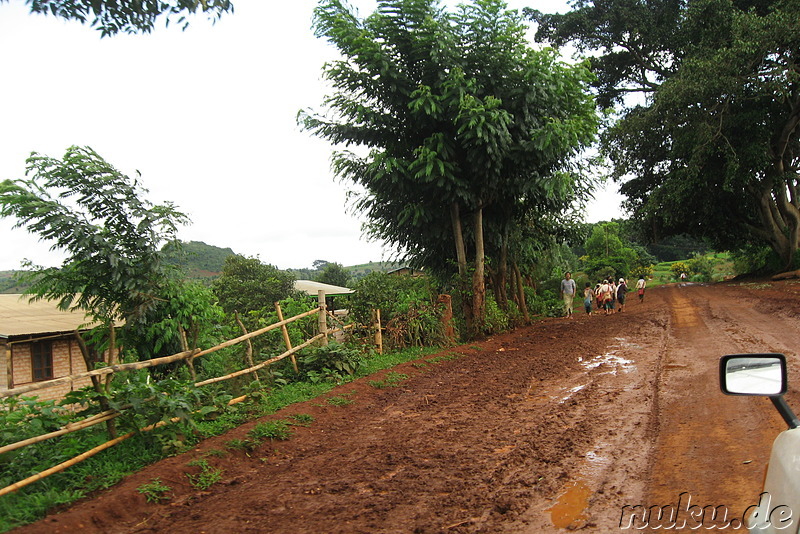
[16,281,800,533]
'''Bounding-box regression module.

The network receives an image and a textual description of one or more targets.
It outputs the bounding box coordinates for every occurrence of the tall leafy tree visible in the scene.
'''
[0,146,189,332]
[303,0,597,336]
[1,0,234,36]
[0,146,190,435]
[530,0,800,269]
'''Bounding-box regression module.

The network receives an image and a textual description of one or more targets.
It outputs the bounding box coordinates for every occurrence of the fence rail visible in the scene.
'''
[0,293,378,497]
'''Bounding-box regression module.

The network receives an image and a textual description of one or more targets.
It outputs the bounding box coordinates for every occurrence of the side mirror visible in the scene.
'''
[720,353,787,396]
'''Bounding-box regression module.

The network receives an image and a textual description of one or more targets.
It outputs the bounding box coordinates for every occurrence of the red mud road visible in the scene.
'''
[14,281,800,533]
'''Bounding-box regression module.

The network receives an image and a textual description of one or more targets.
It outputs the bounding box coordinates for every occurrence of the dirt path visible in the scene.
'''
[14,281,800,533]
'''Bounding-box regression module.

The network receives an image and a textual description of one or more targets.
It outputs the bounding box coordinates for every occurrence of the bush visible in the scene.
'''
[295,343,364,384]
[349,272,446,348]
[483,294,509,334]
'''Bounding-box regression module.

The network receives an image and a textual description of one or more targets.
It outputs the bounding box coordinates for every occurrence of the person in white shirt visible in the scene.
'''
[636,277,647,303]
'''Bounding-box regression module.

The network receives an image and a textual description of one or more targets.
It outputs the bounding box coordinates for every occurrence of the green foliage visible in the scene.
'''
[0,146,189,335]
[730,244,774,276]
[162,240,235,275]
[531,0,800,269]
[289,414,314,426]
[0,396,75,446]
[686,253,715,282]
[483,294,509,335]
[185,459,223,490]
[304,0,599,314]
[137,478,172,504]
[670,262,690,280]
[368,372,409,389]
[296,343,364,384]
[125,279,226,361]
[580,222,651,281]
[13,0,234,36]
[109,370,204,453]
[315,262,351,288]
[326,395,353,407]
[248,420,293,442]
[212,255,296,316]
[349,272,446,347]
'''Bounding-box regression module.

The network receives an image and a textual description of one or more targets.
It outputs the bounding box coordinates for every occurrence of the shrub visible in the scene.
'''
[349,272,446,348]
[296,343,364,383]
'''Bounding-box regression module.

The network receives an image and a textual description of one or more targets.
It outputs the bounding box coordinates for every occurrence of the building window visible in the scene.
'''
[31,341,54,381]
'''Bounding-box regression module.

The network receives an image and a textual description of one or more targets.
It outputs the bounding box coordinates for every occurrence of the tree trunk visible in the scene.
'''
[513,262,530,323]
[754,185,799,269]
[450,201,473,335]
[471,207,486,338]
[495,228,509,310]
[74,330,117,439]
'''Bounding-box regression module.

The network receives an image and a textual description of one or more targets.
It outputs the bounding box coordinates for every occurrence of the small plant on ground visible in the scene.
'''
[225,438,258,452]
[137,478,172,503]
[248,420,293,442]
[289,413,314,426]
[203,448,228,458]
[185,459,223,490]
[368,372,409,389]
[327,395,353,406]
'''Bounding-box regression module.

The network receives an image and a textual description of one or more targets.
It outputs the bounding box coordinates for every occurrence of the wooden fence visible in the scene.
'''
[0,291,376,497]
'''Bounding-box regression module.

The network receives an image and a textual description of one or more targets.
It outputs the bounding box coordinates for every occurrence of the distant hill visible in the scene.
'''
[163,241,236,278]
[0,271,28,294]
[347,261,405,280]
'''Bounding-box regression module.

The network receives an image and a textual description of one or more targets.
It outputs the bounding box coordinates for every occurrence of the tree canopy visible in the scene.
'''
[3,0,234,36]
[529,0,800,269]
[303,0,598,335]
[212,255,296,316]
[0,146,189,328]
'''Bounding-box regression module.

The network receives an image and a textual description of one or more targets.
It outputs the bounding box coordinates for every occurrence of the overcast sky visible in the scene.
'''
[0,0,623,271]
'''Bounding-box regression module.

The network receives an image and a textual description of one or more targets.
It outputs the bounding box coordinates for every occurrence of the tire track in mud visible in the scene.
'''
[641,284,788,532]
[506,303,672,532]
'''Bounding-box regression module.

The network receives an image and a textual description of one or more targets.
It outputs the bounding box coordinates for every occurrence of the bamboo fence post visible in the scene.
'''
[374,309,383,355]
[179,326,197,381]
[234,312,260,382]
[274,302,298,373]
[317,290,328,346]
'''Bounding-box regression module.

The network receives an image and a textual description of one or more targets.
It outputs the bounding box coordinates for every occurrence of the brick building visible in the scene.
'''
[1,294,104,402]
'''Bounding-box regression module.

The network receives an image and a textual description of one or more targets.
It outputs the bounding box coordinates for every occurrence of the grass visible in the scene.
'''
[248,420,293,442]
[368,371,409,389]
[327,395,354,406]
[185,459,223,490]
[289,413,314,426]
[137,478,172,503]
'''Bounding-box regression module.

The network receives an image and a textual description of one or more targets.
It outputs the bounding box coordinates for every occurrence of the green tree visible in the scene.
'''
[0,146,189,334]
[212,255,296,315]
[529,0,800,270]
[0,146,190,436]
[315,262,351,288]
[303,0,597,337]
[581,222,652,280]
[2,0,234,36]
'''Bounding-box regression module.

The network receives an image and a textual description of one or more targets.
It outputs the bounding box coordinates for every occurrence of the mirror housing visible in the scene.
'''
[720,353,787,396]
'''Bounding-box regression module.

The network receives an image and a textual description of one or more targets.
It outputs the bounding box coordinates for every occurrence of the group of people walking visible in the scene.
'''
[560,272,647,319]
